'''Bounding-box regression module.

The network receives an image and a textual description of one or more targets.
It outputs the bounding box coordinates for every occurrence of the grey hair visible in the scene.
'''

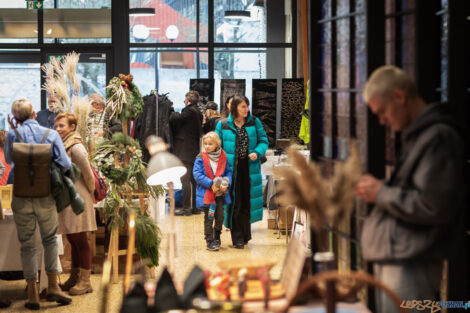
[185,90,199,105]
[89,93,105,107]
[11,98,34,122]
[363,65,418,103]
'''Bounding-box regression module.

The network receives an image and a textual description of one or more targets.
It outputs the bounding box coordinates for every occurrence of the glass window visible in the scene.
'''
[130,0,200,44]
[130,48,208,110]
[0,52,41,130]
[42,0,111,43]
[214,0,268,43]
[43,8,111,43]
[0,5,38,43]
[214,47,291,105]
[43,0,111,8]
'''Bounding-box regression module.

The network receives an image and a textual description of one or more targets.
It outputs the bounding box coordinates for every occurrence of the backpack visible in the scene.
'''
[90,165,107,203]
[12,129,51,198]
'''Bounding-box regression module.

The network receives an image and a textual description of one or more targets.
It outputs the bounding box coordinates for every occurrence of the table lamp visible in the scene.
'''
[146,136,186,275]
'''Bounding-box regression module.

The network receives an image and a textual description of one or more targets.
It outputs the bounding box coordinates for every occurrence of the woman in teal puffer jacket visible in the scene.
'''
[215,96,268,249]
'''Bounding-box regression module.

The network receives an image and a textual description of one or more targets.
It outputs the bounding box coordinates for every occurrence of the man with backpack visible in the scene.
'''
[4,98,72,310]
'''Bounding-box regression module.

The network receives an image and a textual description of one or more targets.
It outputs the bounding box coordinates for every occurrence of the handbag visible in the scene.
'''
[90,165,107,203]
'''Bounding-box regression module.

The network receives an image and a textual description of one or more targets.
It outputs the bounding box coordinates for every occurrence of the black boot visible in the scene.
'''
[192,208,201,215]
[0,298,10,309]
[214,231,221,248]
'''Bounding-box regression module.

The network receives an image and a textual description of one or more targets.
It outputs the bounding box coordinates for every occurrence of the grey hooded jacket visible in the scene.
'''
[361,103,467,262]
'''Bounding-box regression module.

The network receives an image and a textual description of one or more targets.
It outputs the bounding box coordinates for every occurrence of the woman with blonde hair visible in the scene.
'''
[54,112,97,295]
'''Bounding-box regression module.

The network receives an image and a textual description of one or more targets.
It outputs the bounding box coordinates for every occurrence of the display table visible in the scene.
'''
[0,214,62,292]
[242,299,372,313]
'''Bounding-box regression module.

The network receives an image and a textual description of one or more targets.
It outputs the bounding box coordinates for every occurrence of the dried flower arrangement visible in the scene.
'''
[41,51,91,144]
[105,73,144,122]
[274,142,362,250]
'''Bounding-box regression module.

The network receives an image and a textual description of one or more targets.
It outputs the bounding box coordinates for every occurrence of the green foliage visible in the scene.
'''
[106,77,144,122]
[136,214,162,268]
[92,132,164,267]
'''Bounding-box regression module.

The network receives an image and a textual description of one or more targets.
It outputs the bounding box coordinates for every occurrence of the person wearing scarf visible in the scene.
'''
[193,132,232,251]
[54,113,97,296]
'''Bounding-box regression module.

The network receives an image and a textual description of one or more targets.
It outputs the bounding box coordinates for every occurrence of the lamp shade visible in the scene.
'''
[129,7,156,16]
[146,151,187,186]
[165,25,179,41]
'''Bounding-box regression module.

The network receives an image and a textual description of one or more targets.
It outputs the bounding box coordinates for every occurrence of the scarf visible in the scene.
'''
[62,131,83,157]
[206,146,222,173]
[202,148,227,205]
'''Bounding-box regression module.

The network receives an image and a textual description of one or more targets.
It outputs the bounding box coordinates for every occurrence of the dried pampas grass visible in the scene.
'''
[274,141,362,250]
[71,96,91,144]
[106,78,127,120]
[41,52,83,113]
[41,56,69,111]
[63,52,81,94]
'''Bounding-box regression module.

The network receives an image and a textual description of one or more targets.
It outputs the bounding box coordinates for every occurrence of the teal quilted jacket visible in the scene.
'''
[215,114,268,226]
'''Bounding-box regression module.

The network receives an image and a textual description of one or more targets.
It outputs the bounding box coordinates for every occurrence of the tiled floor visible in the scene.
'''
[0,210,288,312]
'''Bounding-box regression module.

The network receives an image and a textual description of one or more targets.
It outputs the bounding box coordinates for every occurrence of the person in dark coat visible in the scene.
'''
[202,101,221,134]
[170,90,203,216]
[356,66,467,313]
[36,95,61,129]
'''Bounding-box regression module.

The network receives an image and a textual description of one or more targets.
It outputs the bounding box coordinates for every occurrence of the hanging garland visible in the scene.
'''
[92,132,164,267]
[105,74,144,122]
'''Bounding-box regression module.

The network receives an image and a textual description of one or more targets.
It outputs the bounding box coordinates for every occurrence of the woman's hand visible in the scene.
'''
[211,185,219,192]
[248,153,258,160]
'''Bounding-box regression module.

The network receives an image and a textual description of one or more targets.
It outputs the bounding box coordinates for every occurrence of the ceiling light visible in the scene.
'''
[224,10,251,19]
[129,7,155,16]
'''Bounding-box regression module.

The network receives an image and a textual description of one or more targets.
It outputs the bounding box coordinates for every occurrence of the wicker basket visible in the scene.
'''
[217,257,277,279]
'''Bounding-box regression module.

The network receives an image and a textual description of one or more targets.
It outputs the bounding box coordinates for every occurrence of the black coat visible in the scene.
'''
[169,103,203,163]
[202,117,221,134]
[134,93,174,163]
[104,112,122,139]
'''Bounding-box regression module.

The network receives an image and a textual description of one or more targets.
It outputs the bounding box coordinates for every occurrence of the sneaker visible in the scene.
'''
[206,241,219,251]
[213,239,221,249]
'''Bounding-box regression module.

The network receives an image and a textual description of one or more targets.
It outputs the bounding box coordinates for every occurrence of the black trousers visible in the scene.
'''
[230,157,251,245]
[203,196,225,242]
[181,161,196,212]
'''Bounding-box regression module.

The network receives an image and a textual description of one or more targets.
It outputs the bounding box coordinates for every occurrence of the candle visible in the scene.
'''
[124,211,136,294]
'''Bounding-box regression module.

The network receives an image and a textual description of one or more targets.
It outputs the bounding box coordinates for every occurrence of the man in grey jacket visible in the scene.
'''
[357,66,467,313]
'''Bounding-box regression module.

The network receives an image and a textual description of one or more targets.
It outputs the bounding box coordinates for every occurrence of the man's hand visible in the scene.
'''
[248,153,257,160]
[356,174,383,203]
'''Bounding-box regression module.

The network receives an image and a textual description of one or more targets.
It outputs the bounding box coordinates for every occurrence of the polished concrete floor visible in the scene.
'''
[0,210,288,312]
